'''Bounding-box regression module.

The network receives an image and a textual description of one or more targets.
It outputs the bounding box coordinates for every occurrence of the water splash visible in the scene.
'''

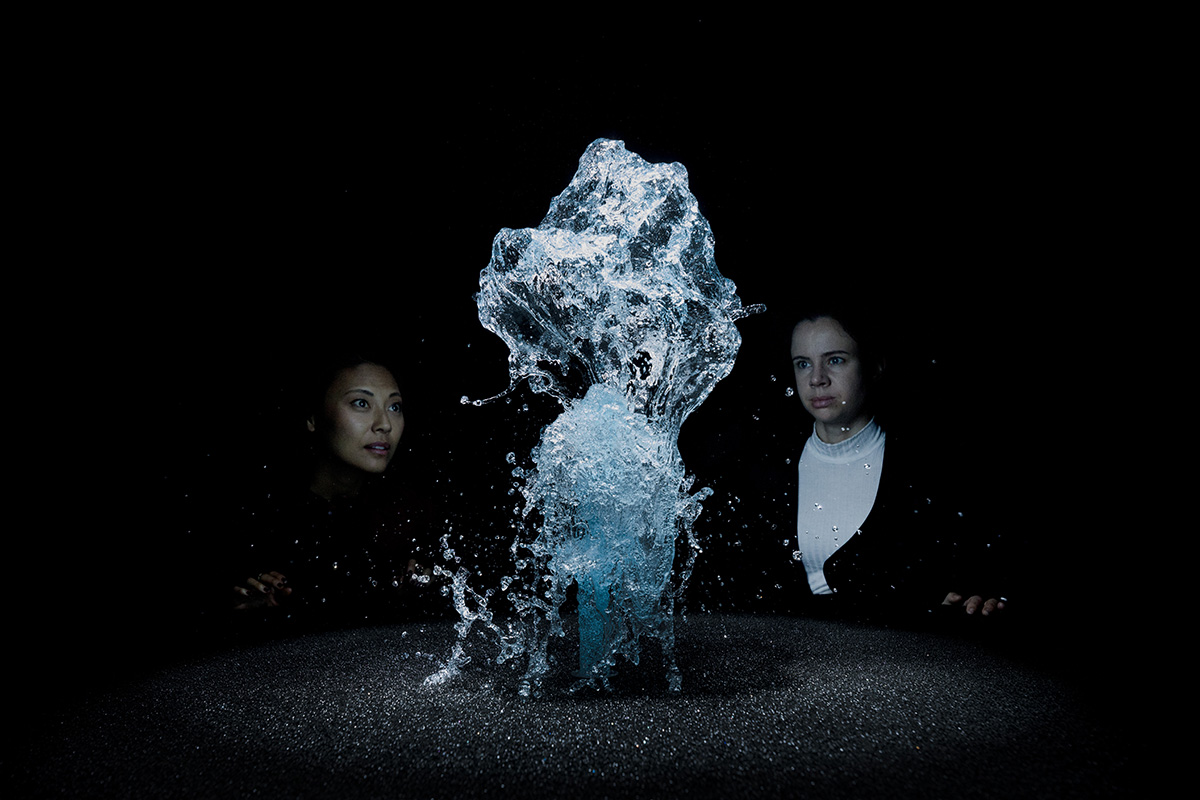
[428,139,760,695]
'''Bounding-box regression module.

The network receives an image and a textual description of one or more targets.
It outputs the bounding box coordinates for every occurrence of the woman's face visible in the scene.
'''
[307,363,404,474]
[791,317,871,443]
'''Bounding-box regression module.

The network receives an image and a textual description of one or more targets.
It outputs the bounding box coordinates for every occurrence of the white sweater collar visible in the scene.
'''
[805,418,885,463]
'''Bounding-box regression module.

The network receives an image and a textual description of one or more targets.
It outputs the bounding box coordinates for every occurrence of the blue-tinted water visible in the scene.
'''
[429,139,760,694]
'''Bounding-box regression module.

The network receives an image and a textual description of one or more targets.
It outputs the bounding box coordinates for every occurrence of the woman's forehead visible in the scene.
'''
[328,363,401,396]
[791,317,858,354]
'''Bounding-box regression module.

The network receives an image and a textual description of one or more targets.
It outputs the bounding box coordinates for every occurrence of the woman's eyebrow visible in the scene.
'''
[793,349,851,361]
[342,387,403,400]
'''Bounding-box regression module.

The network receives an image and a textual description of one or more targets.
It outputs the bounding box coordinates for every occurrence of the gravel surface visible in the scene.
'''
[5,614,1139,798]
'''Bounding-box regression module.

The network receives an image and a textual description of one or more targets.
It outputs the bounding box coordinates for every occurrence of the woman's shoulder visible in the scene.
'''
[875,423,938,471]
[875,421,985,514]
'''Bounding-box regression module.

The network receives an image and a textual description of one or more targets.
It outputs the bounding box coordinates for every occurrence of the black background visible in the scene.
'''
[19,15,1124,700]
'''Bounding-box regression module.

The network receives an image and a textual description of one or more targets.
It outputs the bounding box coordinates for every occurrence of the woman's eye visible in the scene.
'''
[795,360,810,370]
[389,403,403,414]
[351,398,369,409]
[828,357,845,366]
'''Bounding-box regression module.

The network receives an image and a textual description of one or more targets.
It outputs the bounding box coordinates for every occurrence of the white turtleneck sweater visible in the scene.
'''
[796,418,886,594]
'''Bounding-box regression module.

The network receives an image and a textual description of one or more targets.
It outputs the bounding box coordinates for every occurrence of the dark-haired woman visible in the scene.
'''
[787,311,1005,619]
[231,358,436,624]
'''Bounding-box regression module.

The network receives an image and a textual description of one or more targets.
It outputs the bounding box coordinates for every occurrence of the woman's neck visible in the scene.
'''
[309,459,366,502]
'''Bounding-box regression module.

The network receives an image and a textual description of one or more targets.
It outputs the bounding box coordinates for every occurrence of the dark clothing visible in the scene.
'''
[819,429,1005,614]
[694,427,1007,622]
[210,473,448,637]
[253,486,430,619]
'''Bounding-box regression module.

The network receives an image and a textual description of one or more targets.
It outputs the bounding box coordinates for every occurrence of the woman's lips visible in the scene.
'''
[366,442,391,456]
[809,396,836,409]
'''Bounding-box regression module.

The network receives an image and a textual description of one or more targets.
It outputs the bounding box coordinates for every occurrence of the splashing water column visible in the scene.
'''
[449,138,760,694]
[531,384,686,683]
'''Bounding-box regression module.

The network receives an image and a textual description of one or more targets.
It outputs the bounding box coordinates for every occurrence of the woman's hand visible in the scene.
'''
[942,592,1005,616]
[404,559,433,588]
[233,571,292,610]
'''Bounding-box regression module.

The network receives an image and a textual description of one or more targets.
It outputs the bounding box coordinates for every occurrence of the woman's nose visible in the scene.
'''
[373,410,391,432]
[809,366,828,386]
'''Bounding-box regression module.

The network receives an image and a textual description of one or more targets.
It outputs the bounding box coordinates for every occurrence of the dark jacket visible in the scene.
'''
[822,429,996,609]
[706,427,1006,620]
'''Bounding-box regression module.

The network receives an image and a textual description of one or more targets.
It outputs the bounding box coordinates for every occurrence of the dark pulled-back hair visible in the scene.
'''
[790,303,886,380]
[783,300,891,427]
